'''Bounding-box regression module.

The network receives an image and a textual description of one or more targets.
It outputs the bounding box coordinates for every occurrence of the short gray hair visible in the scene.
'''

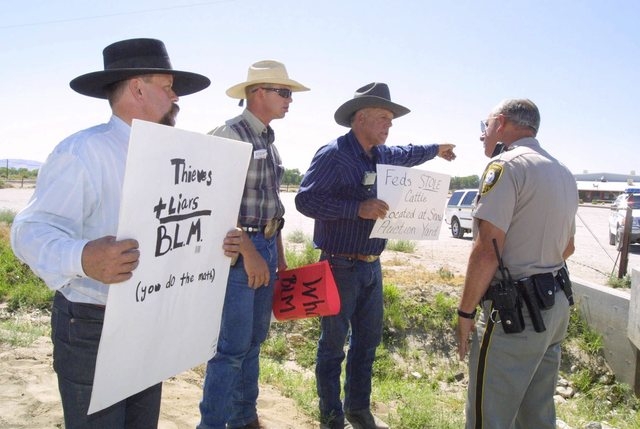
[493,99,540,135]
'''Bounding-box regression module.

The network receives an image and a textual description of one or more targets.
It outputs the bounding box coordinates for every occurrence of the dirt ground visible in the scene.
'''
[0,332,316,429]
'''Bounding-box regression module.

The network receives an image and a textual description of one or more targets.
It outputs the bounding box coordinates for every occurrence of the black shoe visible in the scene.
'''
[345,409,389,429]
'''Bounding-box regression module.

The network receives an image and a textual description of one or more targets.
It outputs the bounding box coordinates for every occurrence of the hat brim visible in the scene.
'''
[69,69,211,99]
[334,96,410,127]
[226,78,310,99]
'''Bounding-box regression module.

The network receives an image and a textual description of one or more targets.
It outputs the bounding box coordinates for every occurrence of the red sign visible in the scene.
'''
[272,260,341,321]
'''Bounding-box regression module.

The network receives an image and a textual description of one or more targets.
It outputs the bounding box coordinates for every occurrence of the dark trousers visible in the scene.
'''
[51,291,162,429]
[316,255,384,421]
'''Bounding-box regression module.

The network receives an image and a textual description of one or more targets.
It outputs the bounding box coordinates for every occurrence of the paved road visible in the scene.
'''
[0,187,34,212]
[2,188,637,285]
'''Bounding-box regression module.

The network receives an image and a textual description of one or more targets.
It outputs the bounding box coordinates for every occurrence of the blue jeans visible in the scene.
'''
[316,255,383,422]
[198,233,278,429]
[51,292,162,429]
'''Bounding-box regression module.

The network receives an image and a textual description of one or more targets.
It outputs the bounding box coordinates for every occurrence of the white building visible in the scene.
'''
[575,172,639,203]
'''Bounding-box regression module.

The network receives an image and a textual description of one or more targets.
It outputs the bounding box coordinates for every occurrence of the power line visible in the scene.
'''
[0,0,234,30]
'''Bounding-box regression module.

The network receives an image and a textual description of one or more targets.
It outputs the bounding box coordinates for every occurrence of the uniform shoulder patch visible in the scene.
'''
[480,162,504,195]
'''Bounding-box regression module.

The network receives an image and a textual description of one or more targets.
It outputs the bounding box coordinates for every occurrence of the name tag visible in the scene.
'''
[254,149,268,160]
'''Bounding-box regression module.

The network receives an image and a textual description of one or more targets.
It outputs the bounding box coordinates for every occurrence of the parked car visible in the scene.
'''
[608,188,640,249]
[445,189,478,238]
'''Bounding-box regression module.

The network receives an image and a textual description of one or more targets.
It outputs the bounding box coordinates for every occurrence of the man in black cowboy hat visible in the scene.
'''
[11,38,242,428]
[296,82,456,429]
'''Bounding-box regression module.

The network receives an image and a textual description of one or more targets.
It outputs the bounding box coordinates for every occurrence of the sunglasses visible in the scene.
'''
[258,87,292,98]
[480,120,488,134]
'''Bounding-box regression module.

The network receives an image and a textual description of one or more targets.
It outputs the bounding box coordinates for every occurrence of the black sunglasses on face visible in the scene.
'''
[254,87,292,98]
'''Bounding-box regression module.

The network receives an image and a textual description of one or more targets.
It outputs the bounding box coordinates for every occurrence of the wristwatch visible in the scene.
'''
[457,308,477,319]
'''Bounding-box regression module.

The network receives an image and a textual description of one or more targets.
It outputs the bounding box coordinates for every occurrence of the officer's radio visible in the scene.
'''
[491,239,525,334]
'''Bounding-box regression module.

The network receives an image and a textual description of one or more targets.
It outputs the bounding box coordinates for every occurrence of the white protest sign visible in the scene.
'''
[370,164,450,240]
[89,120,251,414]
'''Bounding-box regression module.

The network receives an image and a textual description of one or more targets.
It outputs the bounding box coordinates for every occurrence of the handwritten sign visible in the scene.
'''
[370,164,450,240]
[89,120,251,413]
[272,261,340,321]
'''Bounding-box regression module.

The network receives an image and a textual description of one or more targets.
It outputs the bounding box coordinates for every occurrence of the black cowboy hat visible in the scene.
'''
[69,38,210,99]
[334,82,410,127]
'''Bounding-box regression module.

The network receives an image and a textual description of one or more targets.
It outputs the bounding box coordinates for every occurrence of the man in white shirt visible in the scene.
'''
[11,38,242,429]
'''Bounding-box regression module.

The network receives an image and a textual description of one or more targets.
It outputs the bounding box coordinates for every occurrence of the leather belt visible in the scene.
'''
[241,218,283,239]
[331,253,380,263]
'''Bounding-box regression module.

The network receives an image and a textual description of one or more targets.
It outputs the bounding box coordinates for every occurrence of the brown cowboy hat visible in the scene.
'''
[69,38,210,99]
[334,82,410,127]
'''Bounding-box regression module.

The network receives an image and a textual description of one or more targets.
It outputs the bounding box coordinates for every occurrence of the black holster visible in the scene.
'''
[489,282,525,334]
[487,236,572,335]
[514,266,573,333]
[557,266,574,306]
[517,278,546,333]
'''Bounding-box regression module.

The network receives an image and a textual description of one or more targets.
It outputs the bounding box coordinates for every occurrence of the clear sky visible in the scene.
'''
[1,0,639,178]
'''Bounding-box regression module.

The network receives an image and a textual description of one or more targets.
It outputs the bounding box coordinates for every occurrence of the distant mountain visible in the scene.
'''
[0,159,43,171]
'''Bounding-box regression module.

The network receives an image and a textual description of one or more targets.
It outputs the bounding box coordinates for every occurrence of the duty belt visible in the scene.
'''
[484,269,565,301]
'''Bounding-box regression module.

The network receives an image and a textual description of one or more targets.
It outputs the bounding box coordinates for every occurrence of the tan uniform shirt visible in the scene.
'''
[473,137,578,279]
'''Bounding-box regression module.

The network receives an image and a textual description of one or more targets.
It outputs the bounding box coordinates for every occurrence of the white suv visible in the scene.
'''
[608,188,640,249]
[445,189,478,238]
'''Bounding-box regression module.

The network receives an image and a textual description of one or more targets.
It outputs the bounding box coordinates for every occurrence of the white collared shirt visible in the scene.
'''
[11,115,130,305]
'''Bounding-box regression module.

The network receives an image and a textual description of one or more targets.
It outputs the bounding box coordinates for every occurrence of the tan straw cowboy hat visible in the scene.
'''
[226,60,309,99]
[70,38,210,99]
[334,82,410,127]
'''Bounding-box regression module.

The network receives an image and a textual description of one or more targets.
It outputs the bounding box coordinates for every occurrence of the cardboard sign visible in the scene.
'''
[272,261,340,321]
[89,120,251,413]
[370,164,451,240]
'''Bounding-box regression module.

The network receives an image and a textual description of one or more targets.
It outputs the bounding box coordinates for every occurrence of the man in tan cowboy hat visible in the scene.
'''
[198,60,309,429]
[296,82,456,429]
[11,38,243,428]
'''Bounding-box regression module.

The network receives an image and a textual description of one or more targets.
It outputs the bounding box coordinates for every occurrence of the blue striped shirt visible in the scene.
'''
[295,130,440,255]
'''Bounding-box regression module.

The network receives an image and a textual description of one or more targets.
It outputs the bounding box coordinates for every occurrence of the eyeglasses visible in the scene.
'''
[255,87,292,99]
[481,116,498,134]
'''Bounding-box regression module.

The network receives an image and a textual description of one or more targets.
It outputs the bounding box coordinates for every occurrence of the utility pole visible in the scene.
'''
[618,206,632,278]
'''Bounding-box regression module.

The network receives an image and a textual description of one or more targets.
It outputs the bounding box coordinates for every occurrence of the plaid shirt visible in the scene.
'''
[210,109,284,226]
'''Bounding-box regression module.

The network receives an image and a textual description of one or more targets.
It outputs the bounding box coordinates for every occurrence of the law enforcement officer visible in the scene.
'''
[455,99,578,428]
